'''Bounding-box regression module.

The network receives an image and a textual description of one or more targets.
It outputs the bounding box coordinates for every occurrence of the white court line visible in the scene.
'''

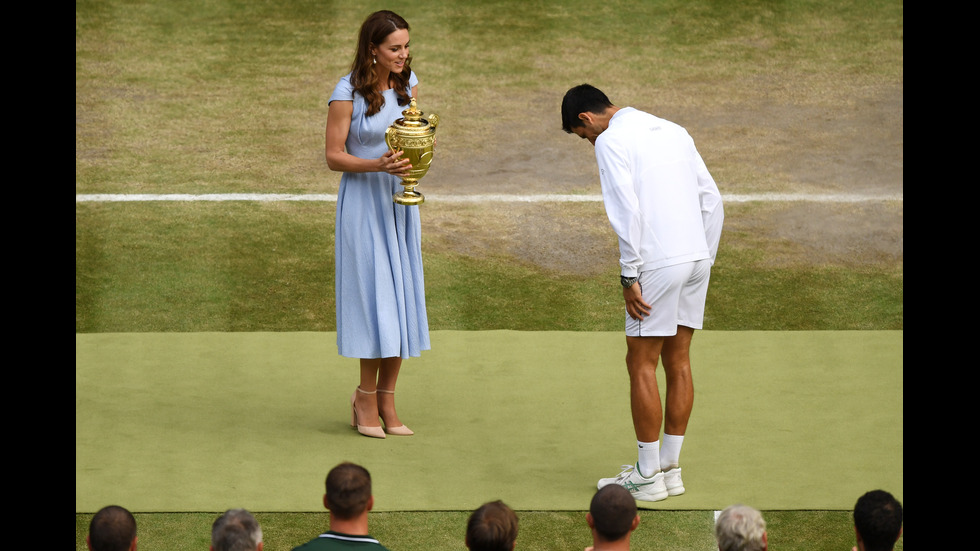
[75,192,902,203]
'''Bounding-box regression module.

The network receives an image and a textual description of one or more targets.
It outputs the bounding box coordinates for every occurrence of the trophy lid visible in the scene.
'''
[395,98,436,129]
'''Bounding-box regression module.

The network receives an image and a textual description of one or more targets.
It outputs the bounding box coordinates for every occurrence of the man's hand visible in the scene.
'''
[623,282,651,320]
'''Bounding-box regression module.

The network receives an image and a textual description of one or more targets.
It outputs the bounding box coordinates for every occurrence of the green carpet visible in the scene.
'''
[75,330,902,513]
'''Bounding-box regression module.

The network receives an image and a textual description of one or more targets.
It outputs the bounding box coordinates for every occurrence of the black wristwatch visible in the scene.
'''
[620,275,638,288]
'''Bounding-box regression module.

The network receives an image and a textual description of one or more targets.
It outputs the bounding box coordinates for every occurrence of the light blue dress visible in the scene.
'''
[329,71,430,359]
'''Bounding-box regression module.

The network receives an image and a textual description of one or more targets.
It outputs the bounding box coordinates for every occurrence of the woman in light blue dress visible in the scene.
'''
[325,10,430,439]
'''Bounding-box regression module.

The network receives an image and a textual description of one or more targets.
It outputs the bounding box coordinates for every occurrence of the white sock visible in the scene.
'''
[660,434,684,471]
[637,440,661,478]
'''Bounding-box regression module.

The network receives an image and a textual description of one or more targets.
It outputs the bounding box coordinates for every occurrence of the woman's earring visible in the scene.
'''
[373,56,377,65]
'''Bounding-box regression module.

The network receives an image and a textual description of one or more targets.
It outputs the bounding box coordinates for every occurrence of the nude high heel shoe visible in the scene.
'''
[351,387,385,439]
[377,388,414,436]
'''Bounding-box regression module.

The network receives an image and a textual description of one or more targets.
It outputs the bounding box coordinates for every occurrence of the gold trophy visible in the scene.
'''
[385,98,439,205]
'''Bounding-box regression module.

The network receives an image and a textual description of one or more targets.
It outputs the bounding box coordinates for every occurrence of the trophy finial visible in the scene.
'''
[403,97,423,122]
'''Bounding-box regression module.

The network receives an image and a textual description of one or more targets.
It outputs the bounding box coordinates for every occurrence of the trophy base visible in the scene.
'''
[393,190,425,206]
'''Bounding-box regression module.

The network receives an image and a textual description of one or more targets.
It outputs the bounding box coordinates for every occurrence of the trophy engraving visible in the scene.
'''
[385,98,439,205]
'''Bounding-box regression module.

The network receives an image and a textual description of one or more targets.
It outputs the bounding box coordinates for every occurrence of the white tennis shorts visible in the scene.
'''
[625,258,712,337]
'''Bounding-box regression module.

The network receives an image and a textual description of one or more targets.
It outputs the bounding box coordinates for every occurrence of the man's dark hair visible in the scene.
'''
[853,490,903,551]
[325,462,373,519]
[88,505,137,551]
[590,484,637,542]
[561,83,614,133]
[466,500,519,551]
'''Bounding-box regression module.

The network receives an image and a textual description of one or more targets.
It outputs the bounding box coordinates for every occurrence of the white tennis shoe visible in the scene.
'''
[596,463,668,502]
[663,467,685,496]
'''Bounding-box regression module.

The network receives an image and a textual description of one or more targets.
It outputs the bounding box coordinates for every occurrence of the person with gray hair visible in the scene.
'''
[715,504,768,551]
[211,509,263,551]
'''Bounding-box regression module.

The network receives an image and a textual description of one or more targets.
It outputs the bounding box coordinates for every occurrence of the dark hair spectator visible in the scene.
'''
[853,489,903,551]
[291,462,388,550]
[583,485,640,550]
[466,500,519,551]
[87,505,137,551]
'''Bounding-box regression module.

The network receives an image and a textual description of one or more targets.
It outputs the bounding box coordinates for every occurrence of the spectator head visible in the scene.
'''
[715,504,767,551]
[325,462,374,519]
[587,484,640,543]
[211,508,263,551]
[87,505,137,551]
[853,490,903,551]
[466,500,519,551]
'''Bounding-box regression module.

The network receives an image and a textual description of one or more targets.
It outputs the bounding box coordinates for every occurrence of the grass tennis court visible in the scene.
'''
[76,0,902,549]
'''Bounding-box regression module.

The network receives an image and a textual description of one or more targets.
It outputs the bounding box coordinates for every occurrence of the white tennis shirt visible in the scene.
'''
[594,107,724,277]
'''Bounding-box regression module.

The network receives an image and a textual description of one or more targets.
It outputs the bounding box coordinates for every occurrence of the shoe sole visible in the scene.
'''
[625,476,668,502]
[599,474,670,501]
[633,489,669,502]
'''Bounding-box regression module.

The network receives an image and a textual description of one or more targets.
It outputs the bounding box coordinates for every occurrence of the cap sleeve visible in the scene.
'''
[329,73,355,104]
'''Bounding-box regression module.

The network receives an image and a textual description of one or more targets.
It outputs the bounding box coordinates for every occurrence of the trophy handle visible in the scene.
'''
[384,126,399,152]
[426,113,440,130]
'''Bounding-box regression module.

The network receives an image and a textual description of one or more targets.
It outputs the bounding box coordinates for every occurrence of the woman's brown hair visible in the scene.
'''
[349,10,413,116]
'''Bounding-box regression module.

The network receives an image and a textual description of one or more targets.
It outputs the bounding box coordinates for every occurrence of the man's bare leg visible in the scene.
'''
[626,335,666,478]
[625,335,665,442]
[661,325,695,436]
[659,325,694,495]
